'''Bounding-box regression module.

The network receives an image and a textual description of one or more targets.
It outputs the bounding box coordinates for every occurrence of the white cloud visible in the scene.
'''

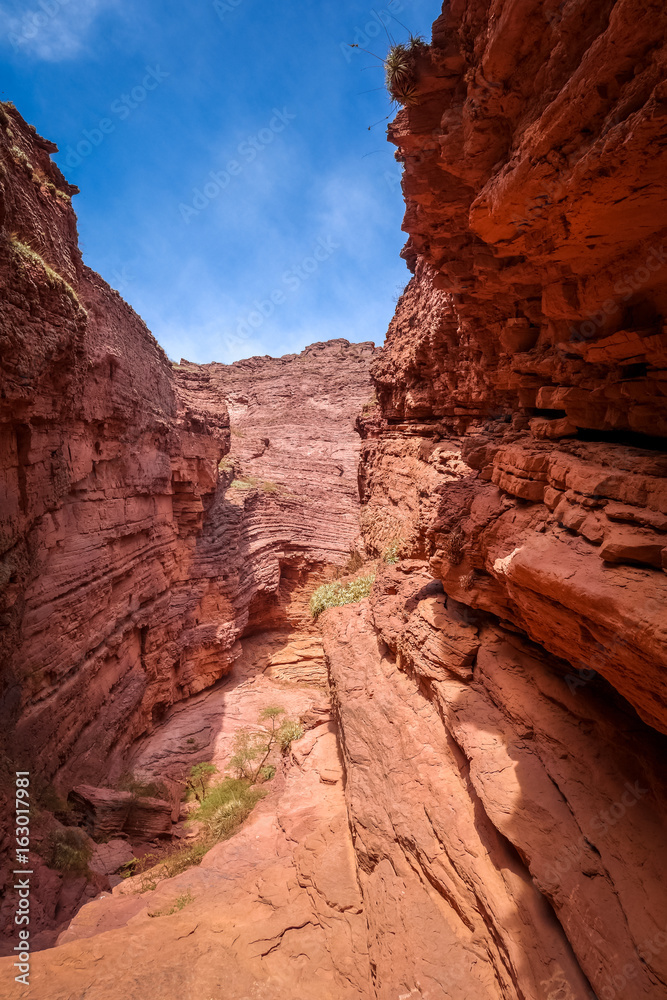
[1,0,118,61]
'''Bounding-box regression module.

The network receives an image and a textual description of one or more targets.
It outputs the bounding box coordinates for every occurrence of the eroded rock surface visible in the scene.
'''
[0,105,374,955]
[360,0,667,735]
[323,568,667,1000]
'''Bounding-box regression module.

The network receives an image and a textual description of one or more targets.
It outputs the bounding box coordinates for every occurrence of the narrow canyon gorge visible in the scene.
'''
[1,1,666,998]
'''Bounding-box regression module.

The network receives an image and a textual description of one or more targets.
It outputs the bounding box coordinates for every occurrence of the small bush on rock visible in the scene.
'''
[444,526,465,566]
[385,36,427,106]
[382,539,402,564]
[186,762,217,803]
[49,828,92,875]
[230,706,304,781]
[309,574,375,619]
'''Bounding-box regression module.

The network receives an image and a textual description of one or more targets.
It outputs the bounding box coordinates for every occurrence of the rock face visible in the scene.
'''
[2,3,667,998]
[3,653,372,1000]
[165,341,375,686]
[360,0,667,733]
[0,103,229,792]
[0,103,374,792]
[324,568,667,1000]
[68,786,172,842]
[343,2,667,998]
[0,105,373,951]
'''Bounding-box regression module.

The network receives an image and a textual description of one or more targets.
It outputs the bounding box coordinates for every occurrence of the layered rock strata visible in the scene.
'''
[0,103,229,790]
[0,105,374,952]
[347,1,667,997]
[360,0,667,734]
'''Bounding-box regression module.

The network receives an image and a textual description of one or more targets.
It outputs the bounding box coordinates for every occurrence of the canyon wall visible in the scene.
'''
[0,106,373,793]
[0,102,229,792]
[325,1,667,998]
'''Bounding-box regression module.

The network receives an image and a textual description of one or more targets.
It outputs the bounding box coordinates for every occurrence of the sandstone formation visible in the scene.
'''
[2,1,667,998]
[360,0,667,734]
[3,658,371,999]
[0,104,373,953]
[0,102,229,796]
[324,567,667,999]
[345,1,667,997]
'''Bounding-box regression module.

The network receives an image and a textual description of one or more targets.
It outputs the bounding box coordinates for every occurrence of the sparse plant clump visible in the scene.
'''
[9,235,84,312]
[218,456,234,473]
[230,475,279,493]
[309,574,375,619]
[10,145,34,174]
[192,778,266,841]
[130,843,210,892]
[444,526,465,566]
[459,570,475,592]
[385,36,427,107]
[276,719,305,752]
[148,891,194,917]
[185,762,217,803]
[48,828,92,875]
[382,539,402,565]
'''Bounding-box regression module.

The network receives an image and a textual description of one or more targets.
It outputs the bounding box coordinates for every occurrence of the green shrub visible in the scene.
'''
[230,706,304,781]
[186,762,217,803]
[382,539,402,564]
[148,891,194,918]
[276,719,305,752]
[309,574,375,619]
[192,778,266,841]
[49,828,92,875]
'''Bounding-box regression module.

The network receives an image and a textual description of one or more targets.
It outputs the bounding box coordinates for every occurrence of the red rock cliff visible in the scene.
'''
[323,2,667,999]
[0,106,374,792]
[0,104,229,790]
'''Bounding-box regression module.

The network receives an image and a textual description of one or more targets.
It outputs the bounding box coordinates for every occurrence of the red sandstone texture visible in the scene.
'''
[0,102,373,786]
[346,1,667,998]
[2,2,667,998]
[0,105,373,952]
[324,568,667,1000]
[360,0,667,735]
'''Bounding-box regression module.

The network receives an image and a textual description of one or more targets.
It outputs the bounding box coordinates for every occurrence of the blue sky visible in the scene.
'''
[1,0,437,363]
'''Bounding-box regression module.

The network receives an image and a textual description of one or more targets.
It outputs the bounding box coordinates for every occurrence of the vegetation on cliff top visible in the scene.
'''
[385,36,427,106]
